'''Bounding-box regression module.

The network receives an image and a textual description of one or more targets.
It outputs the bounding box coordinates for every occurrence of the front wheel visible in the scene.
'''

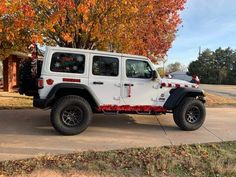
[173,97,206,131]
[51,95,93,135]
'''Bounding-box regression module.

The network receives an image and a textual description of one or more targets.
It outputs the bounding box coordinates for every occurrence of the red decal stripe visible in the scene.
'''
[161,83,166,87]
[97,105,166,113]
[161,82,196,89]
[63,78,81,83]
[175,84,180,88]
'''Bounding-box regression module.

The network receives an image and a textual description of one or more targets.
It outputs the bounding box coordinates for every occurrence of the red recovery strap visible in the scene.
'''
[128,84,131,97]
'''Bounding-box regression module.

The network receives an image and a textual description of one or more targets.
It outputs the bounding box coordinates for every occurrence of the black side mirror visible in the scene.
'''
[152,70,158,81]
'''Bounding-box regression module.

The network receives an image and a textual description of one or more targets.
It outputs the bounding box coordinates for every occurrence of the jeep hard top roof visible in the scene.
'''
[46,46,148,60]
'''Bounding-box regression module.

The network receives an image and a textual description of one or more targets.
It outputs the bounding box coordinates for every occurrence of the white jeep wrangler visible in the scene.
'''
[20,46,206,135]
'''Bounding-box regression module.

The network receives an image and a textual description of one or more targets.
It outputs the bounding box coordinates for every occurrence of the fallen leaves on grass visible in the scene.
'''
[205,93,236,107]
[0,141,235,177]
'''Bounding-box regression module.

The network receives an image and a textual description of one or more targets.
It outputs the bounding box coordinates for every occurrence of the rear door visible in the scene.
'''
[89,54,122,105]
[39,49,89,99]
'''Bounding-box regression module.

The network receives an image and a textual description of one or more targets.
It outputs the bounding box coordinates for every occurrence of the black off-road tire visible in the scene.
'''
[173,97,206,131]
[173,110,181,128]
[51,95,93,135]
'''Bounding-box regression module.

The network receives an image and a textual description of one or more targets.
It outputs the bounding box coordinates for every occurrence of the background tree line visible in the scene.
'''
[157,62,187,77]
[189,47,236,85]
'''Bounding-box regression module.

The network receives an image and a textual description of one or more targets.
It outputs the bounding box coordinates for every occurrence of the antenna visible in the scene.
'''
[198,46,201,57]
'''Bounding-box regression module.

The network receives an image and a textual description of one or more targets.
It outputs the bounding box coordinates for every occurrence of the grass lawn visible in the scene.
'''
[0,92,33,109]
[205,92,236,107]
[0,141,235,177]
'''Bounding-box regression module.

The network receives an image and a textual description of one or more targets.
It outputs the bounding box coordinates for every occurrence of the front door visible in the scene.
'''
[121,58,162,106]
[89,54,122,105]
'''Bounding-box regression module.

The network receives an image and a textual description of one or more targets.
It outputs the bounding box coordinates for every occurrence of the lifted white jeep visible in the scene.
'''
[20,46,206,135]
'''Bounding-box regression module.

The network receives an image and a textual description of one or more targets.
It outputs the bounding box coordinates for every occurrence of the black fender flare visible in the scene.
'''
[45,83,100,107]
[163,87,205,110]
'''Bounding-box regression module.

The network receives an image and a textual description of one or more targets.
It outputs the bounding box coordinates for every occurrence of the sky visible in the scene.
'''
[167,0,236,66]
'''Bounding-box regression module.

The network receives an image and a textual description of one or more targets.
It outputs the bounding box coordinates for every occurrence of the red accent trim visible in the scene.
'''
[162,82,196,89]
[161,83,166,87]
[63,78,81,83]
[46,79,54,85]
[97,105,166,113]
[175,84,180,88]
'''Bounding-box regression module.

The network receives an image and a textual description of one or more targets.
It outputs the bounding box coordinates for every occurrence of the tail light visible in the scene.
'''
[38,78,44,89]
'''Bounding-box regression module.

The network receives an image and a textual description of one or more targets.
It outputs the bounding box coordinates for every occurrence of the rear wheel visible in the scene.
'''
[173,97,206,131]
[51,95,92,135]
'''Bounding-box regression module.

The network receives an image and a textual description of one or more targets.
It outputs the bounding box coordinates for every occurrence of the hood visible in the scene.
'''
[160,78,199,89]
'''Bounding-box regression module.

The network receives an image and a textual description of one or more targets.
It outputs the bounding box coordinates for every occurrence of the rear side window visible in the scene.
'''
[50,52,85,74]
[92,56,119,76]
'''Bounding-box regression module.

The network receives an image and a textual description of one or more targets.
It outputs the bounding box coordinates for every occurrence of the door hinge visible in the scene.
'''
[152,97,158,102]
[114,83,121,87]
[153,84,160,89]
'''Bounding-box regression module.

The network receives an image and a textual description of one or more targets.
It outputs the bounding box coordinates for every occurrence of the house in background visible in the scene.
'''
[1,50,44,92]
[1,52,31,92]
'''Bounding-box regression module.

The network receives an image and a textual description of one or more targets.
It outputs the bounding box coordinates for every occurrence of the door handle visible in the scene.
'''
[93,81,104,85]
[124,83,134,86]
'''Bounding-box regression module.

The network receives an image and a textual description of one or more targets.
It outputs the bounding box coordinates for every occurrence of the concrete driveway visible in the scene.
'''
[0,108,236,161]
[201,84,236,99]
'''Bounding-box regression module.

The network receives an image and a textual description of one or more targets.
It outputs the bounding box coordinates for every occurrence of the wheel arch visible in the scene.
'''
[163,87,205,110]
[46,83,100,112]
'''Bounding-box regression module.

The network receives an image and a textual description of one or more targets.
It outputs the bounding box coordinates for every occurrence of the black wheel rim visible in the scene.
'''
[185,105,201,124]
[61,106,84,127]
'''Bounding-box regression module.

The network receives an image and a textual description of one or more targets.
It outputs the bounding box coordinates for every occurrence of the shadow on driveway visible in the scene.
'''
[0,110,177,136]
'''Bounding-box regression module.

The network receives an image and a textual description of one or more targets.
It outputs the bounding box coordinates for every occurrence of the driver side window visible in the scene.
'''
[126,59,152,79]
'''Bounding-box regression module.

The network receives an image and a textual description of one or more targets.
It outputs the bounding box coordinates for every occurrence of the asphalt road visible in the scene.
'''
[201,84,236,99]
[0,108,235,161]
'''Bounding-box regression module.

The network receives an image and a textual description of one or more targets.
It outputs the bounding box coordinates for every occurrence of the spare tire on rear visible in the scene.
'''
[18,60,42,96]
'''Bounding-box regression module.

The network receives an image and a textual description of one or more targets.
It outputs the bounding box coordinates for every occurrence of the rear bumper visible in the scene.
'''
[33,99,48,109]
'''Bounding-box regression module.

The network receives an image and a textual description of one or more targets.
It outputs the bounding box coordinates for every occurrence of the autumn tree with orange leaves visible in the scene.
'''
[0,0,186,62]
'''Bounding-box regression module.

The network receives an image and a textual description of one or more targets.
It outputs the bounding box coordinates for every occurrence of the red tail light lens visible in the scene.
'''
[38,78,44,89]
